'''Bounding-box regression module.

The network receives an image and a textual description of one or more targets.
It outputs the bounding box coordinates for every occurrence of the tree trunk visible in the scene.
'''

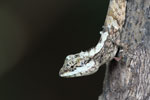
[99,0,150,100]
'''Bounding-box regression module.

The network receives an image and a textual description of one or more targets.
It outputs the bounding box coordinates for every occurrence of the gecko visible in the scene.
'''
[59,0,127,78]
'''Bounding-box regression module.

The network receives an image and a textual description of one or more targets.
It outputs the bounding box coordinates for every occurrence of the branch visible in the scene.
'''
[99,0,150,99]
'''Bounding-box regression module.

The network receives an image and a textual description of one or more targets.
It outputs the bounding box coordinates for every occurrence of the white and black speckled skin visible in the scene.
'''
[59,0,127,78]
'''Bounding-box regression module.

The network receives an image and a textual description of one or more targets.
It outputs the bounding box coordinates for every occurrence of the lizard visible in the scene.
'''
[59,0,127,78]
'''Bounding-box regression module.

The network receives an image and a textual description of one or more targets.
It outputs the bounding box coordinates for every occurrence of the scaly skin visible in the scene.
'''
[59,0,127,78]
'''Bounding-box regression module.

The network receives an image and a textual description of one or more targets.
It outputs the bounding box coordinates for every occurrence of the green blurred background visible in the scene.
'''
[0,0,109,100]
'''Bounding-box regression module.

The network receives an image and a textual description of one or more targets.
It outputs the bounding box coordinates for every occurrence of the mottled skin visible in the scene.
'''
[59,54,99,77]
[59,33,118,78]
[59,0,126,78]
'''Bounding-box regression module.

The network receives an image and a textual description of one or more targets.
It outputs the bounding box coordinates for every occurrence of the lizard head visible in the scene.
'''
[59,52,99,78]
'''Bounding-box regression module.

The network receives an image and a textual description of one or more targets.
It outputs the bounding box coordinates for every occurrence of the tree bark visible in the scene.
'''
[99,0,150,100]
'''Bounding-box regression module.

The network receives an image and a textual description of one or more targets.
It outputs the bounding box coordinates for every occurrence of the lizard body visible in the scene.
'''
[59,0,126,78]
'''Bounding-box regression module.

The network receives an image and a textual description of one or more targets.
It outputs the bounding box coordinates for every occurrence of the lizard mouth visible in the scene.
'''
[59,67,68,77]
[59,60,96,77]
[59,70,75,78]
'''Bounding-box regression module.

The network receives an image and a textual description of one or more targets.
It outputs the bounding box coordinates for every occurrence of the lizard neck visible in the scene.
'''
[87,31,109,57]
[59,0,127,77]
[86,0,126,58]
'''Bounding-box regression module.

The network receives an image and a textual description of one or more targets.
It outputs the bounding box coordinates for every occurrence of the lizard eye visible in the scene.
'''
[71,66,74,68]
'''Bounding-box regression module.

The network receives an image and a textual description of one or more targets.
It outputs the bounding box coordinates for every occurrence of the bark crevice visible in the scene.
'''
[99,0,150,100]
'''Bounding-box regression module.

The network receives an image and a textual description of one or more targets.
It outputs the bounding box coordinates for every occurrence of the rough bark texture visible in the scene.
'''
[99,0,150,100]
